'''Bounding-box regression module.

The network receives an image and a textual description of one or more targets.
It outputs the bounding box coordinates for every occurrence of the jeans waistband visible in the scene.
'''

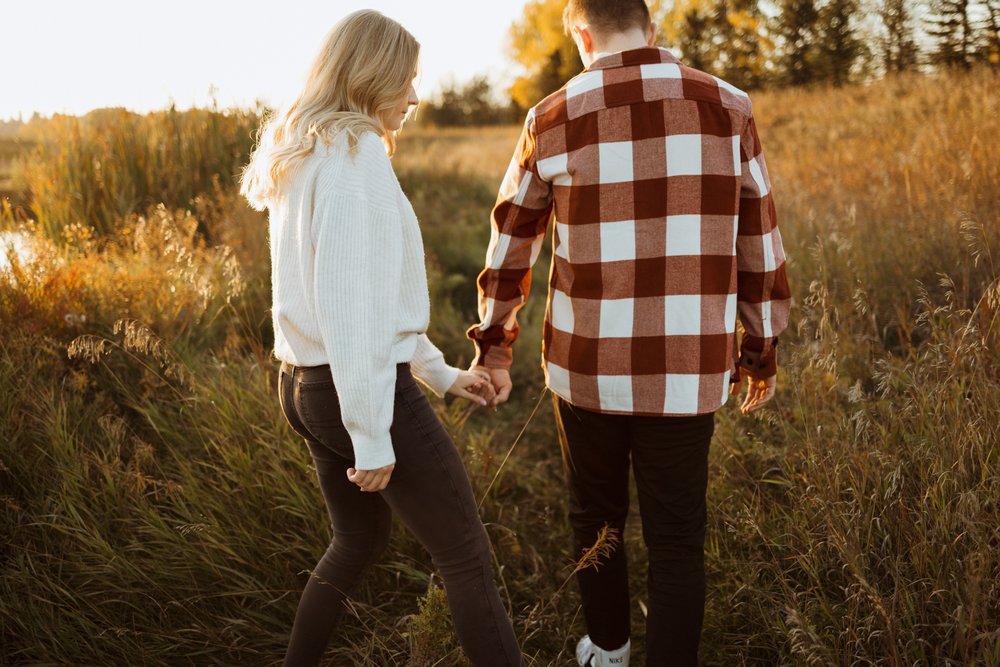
[280,360,410,383]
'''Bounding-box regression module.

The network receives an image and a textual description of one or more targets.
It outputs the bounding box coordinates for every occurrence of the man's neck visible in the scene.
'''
[584,29,653,67]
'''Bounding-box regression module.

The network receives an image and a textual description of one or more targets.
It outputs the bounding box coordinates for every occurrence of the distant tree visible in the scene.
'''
[663,0,722,72]
[712,0,774,88]
[508,0,672,108]
[815,0,867,85]
[879,0,921,72]
[926,0,977,68]
[660,0,772,87]
[422,76,520,127]
[983,0,1000,63]
[508,0,579,109]
[772,0,822,85]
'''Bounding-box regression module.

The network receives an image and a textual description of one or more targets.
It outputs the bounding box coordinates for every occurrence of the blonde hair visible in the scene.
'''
[240,9,420,210]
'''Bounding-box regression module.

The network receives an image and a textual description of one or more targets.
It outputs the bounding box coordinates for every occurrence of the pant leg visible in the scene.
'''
[553,394,632,651]
[377,367,522,667]
[629,411,715,667]
[278,367,392,667]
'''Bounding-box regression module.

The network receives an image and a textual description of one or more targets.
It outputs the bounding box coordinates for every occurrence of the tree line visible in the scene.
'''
[418,0,999,126]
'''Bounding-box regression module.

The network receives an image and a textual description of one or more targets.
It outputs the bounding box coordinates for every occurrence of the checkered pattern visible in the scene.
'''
[468,47,791,416]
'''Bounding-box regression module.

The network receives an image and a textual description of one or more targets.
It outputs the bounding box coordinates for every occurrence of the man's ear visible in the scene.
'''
[647,21,658,46]
[573,25,595,56]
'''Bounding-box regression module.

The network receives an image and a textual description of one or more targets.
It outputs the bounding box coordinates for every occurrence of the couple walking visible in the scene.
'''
[240,1,791,665]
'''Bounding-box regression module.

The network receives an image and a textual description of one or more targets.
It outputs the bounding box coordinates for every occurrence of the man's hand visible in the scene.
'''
[347,464,394,492]
[473,366,512,408]
[732,373,777,414]
[447,369,495,407]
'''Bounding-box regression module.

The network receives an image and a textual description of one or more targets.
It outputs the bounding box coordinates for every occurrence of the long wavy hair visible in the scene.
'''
[240,10,420,210]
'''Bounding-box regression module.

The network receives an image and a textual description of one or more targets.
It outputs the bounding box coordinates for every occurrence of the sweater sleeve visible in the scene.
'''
[410,334,460,398]
[312,190,403,470]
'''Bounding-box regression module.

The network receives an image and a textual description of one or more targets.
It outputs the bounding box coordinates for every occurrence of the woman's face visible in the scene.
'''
[383,79,419,132]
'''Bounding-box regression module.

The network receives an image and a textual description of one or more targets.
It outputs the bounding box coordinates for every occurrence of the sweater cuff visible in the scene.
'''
[348,431,396,471]
[739,335,778,378]
[414,364,460,398]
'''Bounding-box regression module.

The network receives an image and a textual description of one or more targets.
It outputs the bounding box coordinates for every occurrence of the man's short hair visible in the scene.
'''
[562,0,652,38]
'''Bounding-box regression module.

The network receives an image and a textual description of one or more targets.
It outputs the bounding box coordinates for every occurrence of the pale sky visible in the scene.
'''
[0,0,531,120]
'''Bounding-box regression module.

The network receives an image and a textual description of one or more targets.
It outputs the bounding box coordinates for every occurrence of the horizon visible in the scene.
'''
[0,0,531,122]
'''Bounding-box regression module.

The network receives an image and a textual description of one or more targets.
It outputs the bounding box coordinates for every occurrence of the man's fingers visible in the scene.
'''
[746,387,776,413]
[741,377,776,414]
[740,381,761,414]
[493,383,512,406]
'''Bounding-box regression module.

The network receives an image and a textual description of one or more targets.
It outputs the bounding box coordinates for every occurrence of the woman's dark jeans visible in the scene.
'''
[277,361,522,667]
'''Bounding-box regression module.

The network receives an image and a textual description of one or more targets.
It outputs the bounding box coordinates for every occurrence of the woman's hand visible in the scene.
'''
[448,369,496,407]
[347,464,394,492]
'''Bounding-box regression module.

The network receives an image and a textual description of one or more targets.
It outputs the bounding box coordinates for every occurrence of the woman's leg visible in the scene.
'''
[278,368,392,667]
[379,367,522,667]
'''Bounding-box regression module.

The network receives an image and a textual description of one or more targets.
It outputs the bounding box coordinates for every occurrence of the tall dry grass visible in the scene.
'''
[1,68,998,665]
[20,105,260,238]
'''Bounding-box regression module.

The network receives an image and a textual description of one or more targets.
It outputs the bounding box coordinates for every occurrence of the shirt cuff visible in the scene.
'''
[739,336,778,378]
[474,342,513,370]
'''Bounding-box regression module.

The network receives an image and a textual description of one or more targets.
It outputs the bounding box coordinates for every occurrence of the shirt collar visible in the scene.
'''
[586,46,680,72]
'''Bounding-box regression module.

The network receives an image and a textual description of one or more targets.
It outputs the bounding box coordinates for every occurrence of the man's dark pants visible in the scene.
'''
[553,394,715,667]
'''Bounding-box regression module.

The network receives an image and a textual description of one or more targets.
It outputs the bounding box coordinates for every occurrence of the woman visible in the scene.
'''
[239,10,523,667]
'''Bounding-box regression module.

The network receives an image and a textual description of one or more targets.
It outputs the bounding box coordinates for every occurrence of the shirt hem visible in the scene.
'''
[544,378,728,417]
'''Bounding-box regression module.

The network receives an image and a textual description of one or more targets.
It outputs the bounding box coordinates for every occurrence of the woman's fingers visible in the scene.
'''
[449,372,496,407]
[456,386,489,407]
[474,376,497,401]
[347,466,393,492]
[367,470,390,492]
[475,381,497,403]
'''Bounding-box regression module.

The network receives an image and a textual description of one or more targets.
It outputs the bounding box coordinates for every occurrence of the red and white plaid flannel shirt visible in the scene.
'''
[468,46,791,415]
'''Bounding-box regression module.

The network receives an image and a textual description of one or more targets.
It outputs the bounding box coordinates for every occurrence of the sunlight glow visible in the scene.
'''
[1,0,528,120]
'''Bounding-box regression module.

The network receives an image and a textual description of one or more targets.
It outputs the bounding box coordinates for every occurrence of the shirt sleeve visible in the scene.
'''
[466,108,555,369]
[410,333,460,397]
[312,190,403,470]
[735,110,792,378]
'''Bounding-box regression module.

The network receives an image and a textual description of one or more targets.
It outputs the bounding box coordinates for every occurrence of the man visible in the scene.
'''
[468,1,791,664]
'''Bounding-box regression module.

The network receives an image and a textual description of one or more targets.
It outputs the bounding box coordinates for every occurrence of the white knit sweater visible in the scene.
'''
[268,131,460,470]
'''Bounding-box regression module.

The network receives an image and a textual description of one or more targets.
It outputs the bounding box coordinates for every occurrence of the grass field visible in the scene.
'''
[1,68,999,666]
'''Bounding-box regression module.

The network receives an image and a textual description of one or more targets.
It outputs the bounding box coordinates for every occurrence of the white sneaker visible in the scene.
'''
[576,635,631,666]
